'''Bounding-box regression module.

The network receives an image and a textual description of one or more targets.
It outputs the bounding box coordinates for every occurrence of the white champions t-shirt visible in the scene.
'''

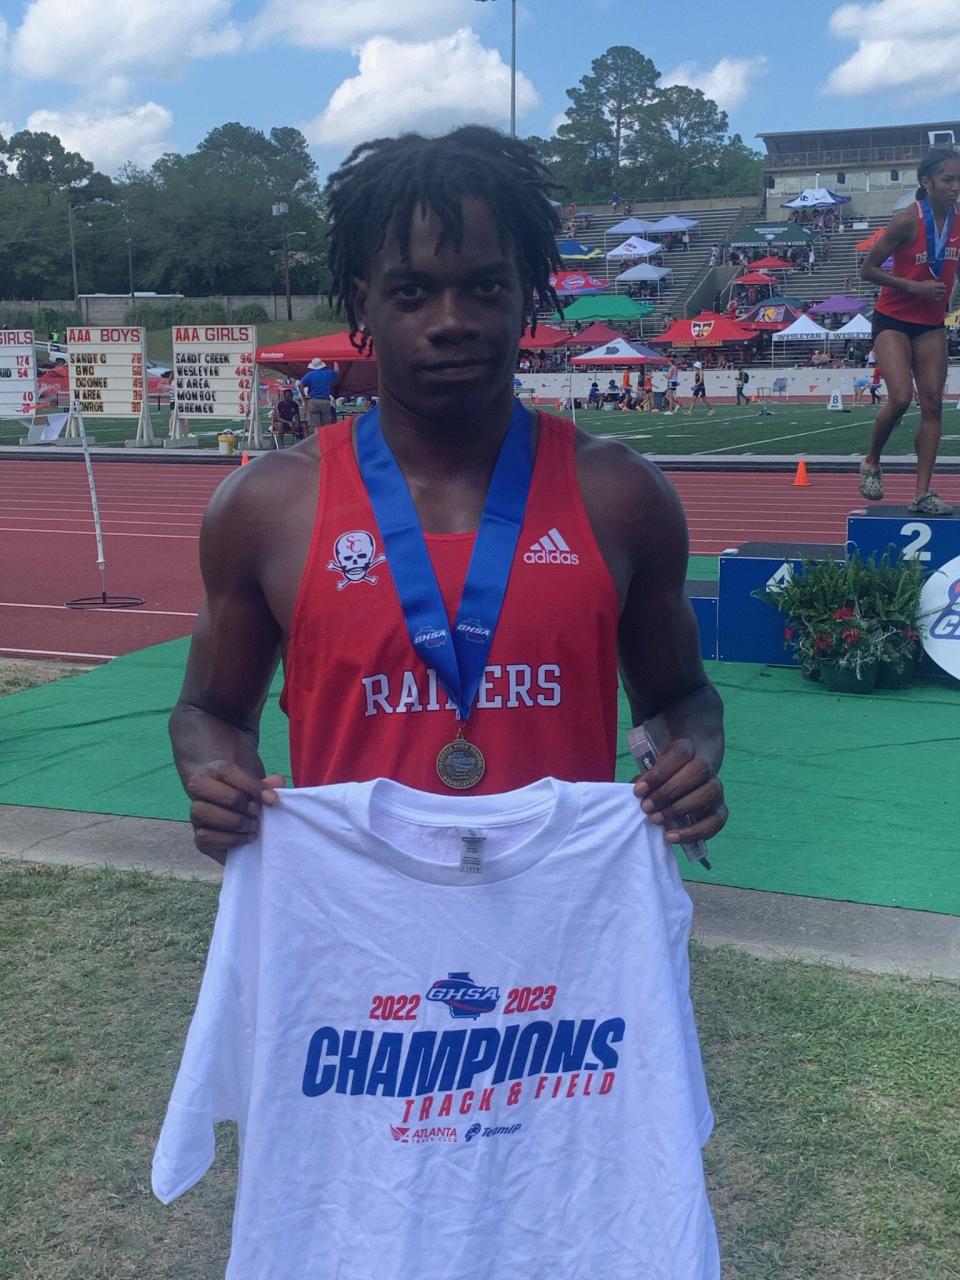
[153,778,719,1280]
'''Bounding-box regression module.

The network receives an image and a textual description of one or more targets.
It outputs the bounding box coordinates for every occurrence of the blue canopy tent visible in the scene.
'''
[648,215,699,232]
[556,238,602,261]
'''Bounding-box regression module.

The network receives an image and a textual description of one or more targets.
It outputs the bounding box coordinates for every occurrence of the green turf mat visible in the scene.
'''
[2,639,957,914]
[687,555,718,582]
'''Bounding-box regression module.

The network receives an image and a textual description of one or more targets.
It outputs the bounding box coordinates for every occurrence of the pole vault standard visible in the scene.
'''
[65,412,144,611]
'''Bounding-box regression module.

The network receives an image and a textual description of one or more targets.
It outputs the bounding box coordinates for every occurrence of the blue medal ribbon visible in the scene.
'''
[922,196,954,280]
[355,399,532,722]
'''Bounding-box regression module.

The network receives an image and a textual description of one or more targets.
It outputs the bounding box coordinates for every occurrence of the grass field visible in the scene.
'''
[5,388,960,457]
[0,860,957,1280]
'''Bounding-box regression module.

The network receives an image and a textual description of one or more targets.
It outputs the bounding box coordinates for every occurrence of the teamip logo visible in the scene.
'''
[426,971,500,1020]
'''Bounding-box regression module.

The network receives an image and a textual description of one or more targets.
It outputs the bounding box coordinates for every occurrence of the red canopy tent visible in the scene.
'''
[563,322,624,346]
[749,256,794,271]
[518,324,570,349]
[650,312,758,347]
[737,272,777,286]
[256,331,378,397]
[548,270,610,296]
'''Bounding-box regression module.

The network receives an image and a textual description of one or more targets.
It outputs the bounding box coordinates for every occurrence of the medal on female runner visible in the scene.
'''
[356,400,532,789]
[922,196,954,281]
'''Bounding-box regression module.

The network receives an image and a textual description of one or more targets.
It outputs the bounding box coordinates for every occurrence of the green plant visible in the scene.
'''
[755,551,924,679]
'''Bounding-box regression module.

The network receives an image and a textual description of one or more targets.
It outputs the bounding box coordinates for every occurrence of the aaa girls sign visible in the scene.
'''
[67,326,146,417]
[172,325,257,419]
[0,330,37,420]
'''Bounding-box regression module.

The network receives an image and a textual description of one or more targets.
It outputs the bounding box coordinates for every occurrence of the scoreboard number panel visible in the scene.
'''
[0,330,38,420]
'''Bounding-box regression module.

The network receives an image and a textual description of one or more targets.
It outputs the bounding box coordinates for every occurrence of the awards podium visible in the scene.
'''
[689,510,960,670]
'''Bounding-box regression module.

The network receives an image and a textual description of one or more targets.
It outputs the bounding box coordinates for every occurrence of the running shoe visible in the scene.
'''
[908,491,954,516]
[858,463,883,501]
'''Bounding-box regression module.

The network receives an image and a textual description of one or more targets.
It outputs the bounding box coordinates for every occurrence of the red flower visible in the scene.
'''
[902,627,919,642]
[832,606,855,621]
[813,633,832,653]
[842,628,861,646]
[784,626,796,641]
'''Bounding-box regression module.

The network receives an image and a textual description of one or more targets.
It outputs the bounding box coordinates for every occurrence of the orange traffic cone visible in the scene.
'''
[241,451,251,465]
[792,459,810,487]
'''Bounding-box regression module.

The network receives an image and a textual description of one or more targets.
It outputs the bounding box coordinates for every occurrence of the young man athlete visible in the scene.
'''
[169,127,726,860]
[859,148,960,515]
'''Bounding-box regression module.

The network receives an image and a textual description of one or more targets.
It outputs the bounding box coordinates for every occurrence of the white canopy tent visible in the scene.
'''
[772,314,832,341]
[781,188,852,209]
[615,263,673,282]
[832,312,873,339]
[606,235,661,260]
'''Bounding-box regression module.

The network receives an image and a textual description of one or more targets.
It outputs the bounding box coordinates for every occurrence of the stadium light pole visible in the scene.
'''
[475,0,517,137]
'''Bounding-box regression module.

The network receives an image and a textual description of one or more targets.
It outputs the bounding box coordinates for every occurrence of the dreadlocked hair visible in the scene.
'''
[323,126,562,354]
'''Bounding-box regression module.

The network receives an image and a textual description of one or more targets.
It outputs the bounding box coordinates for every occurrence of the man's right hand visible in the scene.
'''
[185,761,286,863]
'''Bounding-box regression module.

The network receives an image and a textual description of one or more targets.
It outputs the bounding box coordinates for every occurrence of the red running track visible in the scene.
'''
[2,459,958,662]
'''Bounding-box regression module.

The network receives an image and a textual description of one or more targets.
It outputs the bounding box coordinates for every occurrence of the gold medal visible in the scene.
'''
[436,734,486,790]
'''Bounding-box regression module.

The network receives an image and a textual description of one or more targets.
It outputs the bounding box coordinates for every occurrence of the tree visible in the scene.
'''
[555,45,660,193]
[628,85,729,197]
[5,130,95,189]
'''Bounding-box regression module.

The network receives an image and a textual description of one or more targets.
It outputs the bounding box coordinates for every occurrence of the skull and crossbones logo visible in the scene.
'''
[327,529,386,589]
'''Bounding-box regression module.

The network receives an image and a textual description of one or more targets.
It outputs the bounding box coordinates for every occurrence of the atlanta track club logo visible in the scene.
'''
[326,529,386,589]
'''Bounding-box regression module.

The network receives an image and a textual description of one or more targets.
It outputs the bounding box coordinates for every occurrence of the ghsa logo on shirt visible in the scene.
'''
[426,971,500,1020]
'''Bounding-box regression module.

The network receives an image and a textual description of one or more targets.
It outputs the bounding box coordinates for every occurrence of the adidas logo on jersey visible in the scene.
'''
[523,527,580,566]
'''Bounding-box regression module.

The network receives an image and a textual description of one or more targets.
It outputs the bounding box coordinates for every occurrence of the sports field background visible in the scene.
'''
[4,400,960,456]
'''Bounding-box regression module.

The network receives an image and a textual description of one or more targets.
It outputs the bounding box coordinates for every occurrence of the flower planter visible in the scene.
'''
[875,656,917,690]
[820,662,879,694]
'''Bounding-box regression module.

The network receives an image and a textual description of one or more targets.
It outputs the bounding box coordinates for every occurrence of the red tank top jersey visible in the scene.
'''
[280,412,620,794]
[875,201,960,326]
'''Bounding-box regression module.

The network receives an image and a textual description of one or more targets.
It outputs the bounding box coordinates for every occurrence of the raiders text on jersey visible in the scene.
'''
[362,664,562,716]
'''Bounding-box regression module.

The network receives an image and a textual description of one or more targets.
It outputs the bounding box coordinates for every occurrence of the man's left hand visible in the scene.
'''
[632,737,727,844]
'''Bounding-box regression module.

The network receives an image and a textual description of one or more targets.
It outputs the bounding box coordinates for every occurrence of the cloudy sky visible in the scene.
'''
[0,0,958,176]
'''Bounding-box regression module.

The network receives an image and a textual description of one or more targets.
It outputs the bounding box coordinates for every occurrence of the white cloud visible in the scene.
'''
[0,17,8,65]
[249,0,477,49]
[25,102,175,172]
[660,56,768,114]
[301,28,538,147]
[12,0,240,86]
[825,0,960,96]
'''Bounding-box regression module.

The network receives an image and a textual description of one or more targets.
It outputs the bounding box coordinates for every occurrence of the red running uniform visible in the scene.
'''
[281,412,620,793]
[875,200,960,326]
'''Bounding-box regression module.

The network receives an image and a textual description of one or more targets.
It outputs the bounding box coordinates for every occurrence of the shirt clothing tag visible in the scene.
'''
[458,828,486,874]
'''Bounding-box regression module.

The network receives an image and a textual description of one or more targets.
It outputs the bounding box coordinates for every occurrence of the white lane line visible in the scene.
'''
[0,601,197,618]
[0,525,198,539]
[0,646,117,660]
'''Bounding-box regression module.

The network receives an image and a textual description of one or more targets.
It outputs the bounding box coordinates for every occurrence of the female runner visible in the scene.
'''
[859,148,960,515]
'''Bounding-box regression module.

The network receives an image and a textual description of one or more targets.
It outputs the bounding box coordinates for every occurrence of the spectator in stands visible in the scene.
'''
[681,230,690,252]
[623,201,633,216]
[709,244,719,267]
[272,388,304,447]
[808,246,816,273]
[567,201,577,220]
[609,192,621,210]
